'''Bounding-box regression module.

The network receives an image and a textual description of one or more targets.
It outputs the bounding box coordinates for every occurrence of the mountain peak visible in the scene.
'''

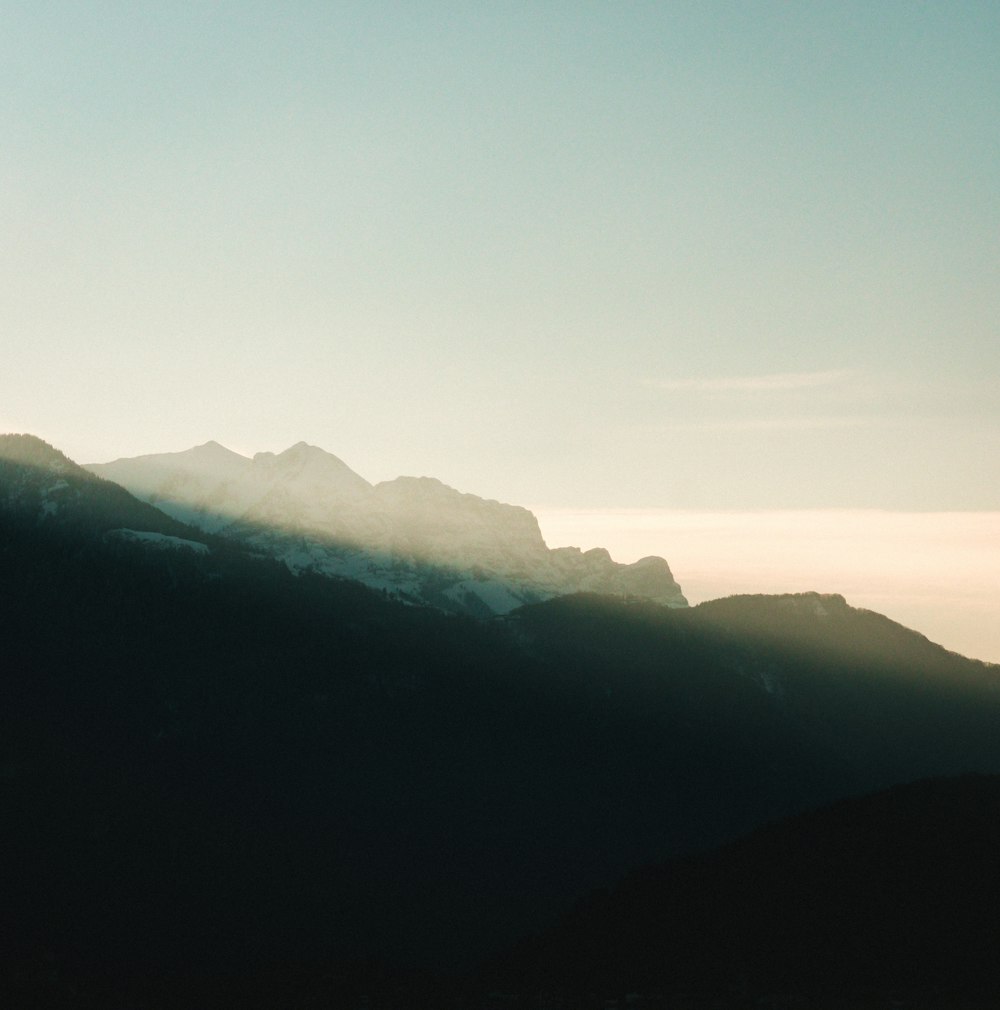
[81,437,686,616]
[0,433,76,472]
[276,441,332,461]
[1,432,208,540]
[181,440,248,462]
[263,441,372,491]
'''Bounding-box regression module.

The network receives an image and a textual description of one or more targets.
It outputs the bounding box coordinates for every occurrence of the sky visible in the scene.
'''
[3,2,998,510]
[534,508,1000,663]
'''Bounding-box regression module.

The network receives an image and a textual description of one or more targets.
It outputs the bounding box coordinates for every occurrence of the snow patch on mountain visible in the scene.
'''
[107,529,210,555]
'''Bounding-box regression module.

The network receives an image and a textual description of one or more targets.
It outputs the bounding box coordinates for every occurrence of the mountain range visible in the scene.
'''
[85,440,687,616]
[3,431,1000,1007]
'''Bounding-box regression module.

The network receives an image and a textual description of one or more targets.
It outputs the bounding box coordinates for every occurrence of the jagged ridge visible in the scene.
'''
[86,440,687,615]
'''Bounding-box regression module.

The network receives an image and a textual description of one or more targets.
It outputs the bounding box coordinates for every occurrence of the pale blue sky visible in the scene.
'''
[3,2,999,507]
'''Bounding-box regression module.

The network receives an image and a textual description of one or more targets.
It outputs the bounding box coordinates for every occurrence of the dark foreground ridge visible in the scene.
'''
[486,773,1000,1007]
[3,434,1000,1007]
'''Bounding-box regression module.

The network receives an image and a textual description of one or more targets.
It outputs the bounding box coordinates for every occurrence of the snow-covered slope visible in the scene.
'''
[87,441,687,615]
[105,529,211,555]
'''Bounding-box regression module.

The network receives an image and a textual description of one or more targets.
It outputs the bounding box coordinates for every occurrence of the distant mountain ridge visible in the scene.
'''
[85,439,687,615]
[4,431,1000,1005]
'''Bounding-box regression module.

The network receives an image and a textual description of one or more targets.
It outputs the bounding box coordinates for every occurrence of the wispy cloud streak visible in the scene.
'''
[654,415,876,432]
[652,370,853,393]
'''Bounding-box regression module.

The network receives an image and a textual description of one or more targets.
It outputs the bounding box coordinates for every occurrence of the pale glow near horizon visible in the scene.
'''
[533,509,1000,665]
[3,5,999,511]
[3,7,998,661]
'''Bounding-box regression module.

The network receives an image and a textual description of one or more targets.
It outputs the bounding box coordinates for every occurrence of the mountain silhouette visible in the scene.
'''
[2,433,999,1007]
[0,433,210,542]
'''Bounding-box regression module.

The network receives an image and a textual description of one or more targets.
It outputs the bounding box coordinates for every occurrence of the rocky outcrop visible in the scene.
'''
[549,548,687,607]
[86,441,687,615]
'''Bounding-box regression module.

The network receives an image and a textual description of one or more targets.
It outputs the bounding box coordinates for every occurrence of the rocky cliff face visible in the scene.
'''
[86,441,687,615]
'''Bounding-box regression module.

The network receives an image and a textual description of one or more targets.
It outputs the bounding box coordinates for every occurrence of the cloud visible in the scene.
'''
[652,370,853,393]
[653,415,876,432]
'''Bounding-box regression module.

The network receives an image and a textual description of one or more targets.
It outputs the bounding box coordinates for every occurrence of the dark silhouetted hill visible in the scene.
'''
[2,436,1000,1007]
[0,434,210,541]
[487,773,1000,1006]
